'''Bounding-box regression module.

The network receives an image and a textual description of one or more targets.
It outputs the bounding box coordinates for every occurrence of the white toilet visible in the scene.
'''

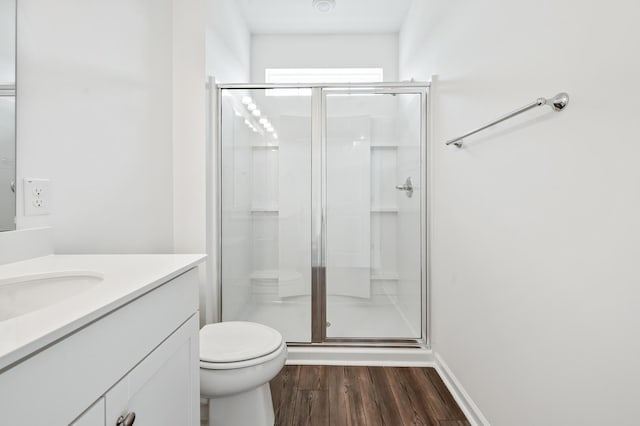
[199,321,287,426]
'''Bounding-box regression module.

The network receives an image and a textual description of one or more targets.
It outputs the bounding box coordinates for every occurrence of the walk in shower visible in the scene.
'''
[216,82,429,346]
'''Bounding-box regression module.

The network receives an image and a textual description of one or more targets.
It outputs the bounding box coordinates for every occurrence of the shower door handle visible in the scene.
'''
[395,177,414,198]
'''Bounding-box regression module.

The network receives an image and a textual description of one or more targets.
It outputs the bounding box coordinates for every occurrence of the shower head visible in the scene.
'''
[539,92,570,111]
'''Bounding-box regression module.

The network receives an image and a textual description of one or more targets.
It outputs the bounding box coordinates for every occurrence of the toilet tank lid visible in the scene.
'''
[200,321,283,363]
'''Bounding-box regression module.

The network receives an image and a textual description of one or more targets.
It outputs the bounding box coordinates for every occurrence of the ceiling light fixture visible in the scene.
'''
[312,0,335,13]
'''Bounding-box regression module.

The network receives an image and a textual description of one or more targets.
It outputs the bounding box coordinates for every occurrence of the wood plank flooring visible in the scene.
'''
[270,366,470,426]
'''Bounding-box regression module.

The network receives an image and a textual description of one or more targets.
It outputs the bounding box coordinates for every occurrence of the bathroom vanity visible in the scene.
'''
[0,254,205,426]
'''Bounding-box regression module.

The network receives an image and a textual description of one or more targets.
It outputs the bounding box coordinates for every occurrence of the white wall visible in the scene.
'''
[173,0,207,327]
[251,34,398,82]
[400,1,640,425]
[206,0,250,83]
[14,0,204,254]
[173,0,206,256]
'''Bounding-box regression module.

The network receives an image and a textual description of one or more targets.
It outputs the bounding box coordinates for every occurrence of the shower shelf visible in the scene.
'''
[250,207,278,213]
[250,270,278,280]
[250,270,303,282]
[371,207,399,213]
[371,272,399,281]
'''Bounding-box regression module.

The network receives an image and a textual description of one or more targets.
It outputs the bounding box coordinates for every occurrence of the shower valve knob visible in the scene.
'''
[395,177,414,198]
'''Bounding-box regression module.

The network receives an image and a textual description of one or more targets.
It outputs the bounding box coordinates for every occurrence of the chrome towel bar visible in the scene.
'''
[445,92,569,148]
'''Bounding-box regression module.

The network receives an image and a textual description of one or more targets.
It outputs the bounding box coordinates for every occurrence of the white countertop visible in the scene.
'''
[0,254,205,371]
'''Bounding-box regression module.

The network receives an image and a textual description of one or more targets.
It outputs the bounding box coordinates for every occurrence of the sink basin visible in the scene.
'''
[0,271,104,321]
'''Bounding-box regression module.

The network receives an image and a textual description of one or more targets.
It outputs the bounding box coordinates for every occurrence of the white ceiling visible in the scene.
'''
[235,0,413,34]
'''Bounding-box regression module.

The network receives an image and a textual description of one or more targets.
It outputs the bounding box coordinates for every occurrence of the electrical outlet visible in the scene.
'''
[24,178,51,216]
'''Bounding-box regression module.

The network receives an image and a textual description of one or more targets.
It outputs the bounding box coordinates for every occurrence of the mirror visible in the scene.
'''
[0,0,16,231]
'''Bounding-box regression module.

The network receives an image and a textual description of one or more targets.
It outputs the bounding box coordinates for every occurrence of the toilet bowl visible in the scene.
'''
[200,321,287,426]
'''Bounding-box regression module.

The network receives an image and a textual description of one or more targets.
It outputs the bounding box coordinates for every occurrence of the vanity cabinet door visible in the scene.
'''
[71,398,106,426]
[105,315,200,426]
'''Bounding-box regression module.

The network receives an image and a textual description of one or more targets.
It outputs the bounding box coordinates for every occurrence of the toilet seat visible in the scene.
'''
[200,321,284,370]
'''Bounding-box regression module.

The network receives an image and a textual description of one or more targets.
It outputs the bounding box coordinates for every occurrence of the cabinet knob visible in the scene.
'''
[116,412,136,426]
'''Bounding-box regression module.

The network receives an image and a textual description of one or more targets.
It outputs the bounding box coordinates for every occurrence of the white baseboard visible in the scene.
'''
[286,346,435,367]
[434,352,490,426]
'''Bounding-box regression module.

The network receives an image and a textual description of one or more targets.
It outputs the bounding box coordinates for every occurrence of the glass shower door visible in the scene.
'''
[219,88,312,343]
[323,89,425,340]
[218,84,427,345]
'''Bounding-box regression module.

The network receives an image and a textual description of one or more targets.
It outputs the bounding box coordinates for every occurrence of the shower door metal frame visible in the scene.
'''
[317,86,430,347]
[215,82,431,348]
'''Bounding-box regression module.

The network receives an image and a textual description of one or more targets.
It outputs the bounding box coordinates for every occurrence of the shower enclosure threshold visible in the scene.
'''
[286,345,433,366]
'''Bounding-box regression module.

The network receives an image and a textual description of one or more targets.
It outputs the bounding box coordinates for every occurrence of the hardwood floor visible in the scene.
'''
[270,366,470,426]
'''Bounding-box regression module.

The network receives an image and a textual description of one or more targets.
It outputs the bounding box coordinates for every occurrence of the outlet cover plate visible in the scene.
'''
[23,178,51,216]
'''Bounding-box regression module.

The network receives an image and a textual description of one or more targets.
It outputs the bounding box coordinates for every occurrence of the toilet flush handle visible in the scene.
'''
[116,412,136,426]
